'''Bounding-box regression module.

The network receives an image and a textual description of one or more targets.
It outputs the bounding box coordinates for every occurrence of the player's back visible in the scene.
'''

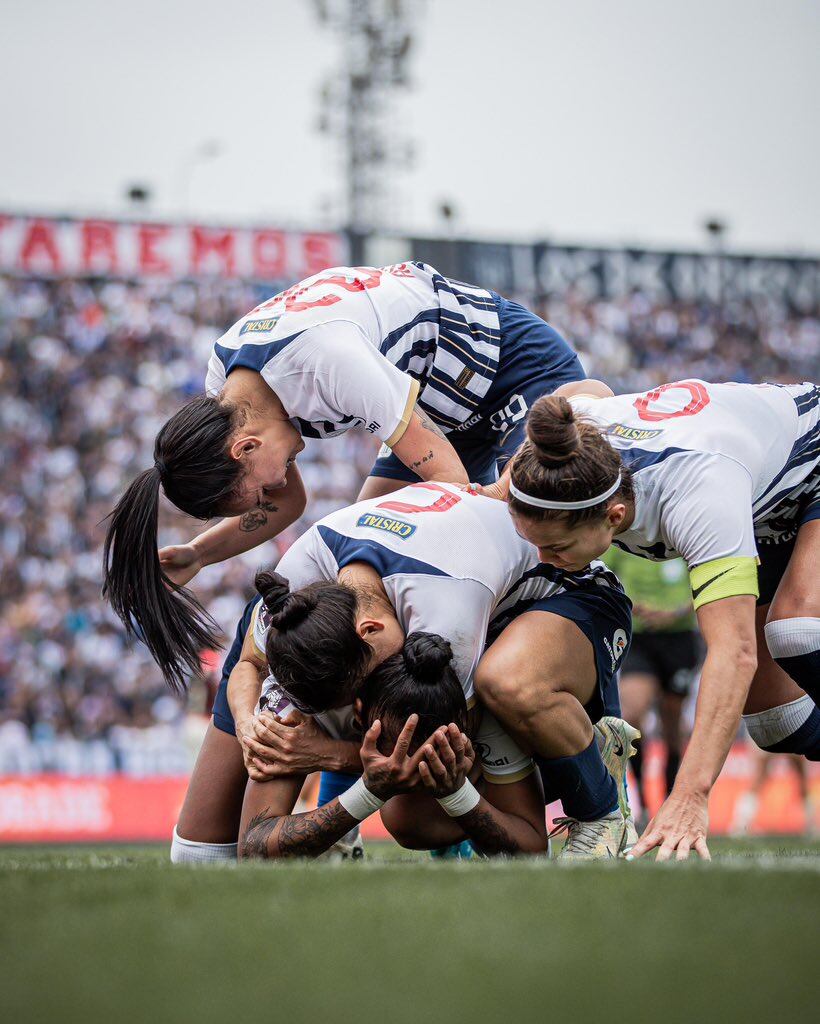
[312,481,534,601]
[573,380,800,501]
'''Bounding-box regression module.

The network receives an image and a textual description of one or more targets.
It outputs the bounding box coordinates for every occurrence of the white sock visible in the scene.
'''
[743,695,815,748]
[170,826,237,864]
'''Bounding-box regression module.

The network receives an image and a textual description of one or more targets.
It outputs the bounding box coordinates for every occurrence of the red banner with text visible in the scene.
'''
[0,214,347,282]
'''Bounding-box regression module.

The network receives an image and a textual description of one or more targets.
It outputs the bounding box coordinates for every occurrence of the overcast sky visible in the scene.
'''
[2,0,818,253]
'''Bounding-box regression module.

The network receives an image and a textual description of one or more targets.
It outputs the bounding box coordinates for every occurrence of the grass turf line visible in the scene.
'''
[1,839,818,1024]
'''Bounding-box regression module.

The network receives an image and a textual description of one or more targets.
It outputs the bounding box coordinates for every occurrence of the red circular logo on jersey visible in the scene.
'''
[634,381,711,422]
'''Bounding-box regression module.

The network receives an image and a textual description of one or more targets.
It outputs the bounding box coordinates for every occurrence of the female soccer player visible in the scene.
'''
[103,262,583,689]
[493,379,820,861]
[171,482,637,863]
[237,632,548,860]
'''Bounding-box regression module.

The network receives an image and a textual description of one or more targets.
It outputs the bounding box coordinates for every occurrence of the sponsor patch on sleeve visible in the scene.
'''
[356,513,416,540]
[239,316,281,336]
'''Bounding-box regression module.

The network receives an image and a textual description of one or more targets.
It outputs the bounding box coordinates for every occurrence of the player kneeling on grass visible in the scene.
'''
[239,633,547,860]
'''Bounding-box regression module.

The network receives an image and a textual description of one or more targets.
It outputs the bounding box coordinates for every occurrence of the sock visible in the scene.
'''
[765,618,820,703]
[665,749,681,797]
[170,827,237,864]
[537,736,619,822]
[317,770,361,807]
[744,695,820,761]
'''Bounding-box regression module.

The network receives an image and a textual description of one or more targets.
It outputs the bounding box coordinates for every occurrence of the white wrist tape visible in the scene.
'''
[436,779,481,817]
[338,777,386,821]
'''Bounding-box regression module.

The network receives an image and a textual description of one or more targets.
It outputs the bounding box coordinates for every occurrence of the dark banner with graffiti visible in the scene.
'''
[374,236,820,313]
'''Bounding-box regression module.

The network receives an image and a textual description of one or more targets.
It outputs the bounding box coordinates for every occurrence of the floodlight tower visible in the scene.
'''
[314,0,421,260]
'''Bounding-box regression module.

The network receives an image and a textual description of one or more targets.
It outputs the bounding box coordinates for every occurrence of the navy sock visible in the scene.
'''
[317,770,361,807]
[774,652,820,704]
[764,705,820,761]
[537,737,619,821]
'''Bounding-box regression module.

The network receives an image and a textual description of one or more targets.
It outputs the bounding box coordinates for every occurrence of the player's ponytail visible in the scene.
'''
[102,466,221,693]
[259,570,370,713]
[102,396,244,691]
[358,632,468,753]
[509,394,632,525]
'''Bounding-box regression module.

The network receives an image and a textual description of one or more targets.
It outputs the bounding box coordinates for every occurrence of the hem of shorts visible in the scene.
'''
[213,713,236,737]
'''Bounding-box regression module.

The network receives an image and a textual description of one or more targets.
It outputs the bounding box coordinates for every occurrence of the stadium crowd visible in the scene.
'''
[1,270,817,774]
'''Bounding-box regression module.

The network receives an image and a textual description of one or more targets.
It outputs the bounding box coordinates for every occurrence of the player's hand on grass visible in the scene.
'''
[418,724,475,797]
[630,786,711,862]
[360,715,427,800]
[158,544,202,587]
[245,710,330,777]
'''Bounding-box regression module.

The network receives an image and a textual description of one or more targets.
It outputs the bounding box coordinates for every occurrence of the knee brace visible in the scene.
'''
[743,695,820,761]
[170,827,238,864]
[764,617,820,702]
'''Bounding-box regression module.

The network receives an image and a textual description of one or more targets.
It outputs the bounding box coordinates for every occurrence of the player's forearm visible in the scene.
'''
[241,800,359,859]
[190,470,307,567]
[674,645,756,795]
[392,409,469,484]
[323,740,363,774]
[456,797,545,856]
[227,661,264,727]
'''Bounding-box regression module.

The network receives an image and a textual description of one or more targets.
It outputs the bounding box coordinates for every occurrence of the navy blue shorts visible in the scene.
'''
[370,294,584,485]
[212,597,258,736]
[489,582,632,723]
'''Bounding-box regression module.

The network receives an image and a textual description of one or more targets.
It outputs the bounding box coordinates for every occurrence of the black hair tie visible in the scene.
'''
[154,458,167,476]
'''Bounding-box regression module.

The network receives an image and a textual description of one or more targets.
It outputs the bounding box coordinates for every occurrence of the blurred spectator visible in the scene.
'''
[1,269,817,774]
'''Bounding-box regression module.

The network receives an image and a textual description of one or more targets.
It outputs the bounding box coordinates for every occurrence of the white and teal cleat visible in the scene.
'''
[552,811,635,860]
[320,825,365,862]
[430,840,475,860]
[595,716,641,821]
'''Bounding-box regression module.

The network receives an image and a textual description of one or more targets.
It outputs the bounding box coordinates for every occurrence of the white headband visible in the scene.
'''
[509,472,622,510]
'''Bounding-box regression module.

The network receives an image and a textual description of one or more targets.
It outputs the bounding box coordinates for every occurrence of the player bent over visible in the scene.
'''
[103,262,583,690]
[490,378,820,860]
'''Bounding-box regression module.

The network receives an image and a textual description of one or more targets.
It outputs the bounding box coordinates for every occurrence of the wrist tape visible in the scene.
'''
[436,779,481,817]
[338,777,386,821]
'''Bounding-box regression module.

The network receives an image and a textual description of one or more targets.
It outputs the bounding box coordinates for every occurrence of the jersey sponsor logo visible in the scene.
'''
[606,423,663,442]
[603,628,629,669]
[356,512,417,539]
[475,741,510,767]
[239,316,281,336]
[453,411,484,432]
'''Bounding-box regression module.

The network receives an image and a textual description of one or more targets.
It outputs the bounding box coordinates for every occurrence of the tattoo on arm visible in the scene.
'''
[458,805,520,856]
[242,802,358,859]
[410,450,434,470]
[238,502,279,533]
[416,407,448,441]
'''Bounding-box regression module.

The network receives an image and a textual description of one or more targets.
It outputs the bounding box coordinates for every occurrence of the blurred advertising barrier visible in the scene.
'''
[1,744,817,843]
[0,214,347,282]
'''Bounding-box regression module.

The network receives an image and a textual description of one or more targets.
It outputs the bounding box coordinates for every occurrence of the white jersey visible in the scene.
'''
[571,381,820,569]
[250,482,619,783]
[206,262,501,442]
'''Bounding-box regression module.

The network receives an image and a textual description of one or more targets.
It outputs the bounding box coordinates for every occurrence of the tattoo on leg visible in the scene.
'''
[459,807,519,856]
[242,809,280,858]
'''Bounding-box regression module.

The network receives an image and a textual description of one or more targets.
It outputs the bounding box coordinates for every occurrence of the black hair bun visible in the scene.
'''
[402,632,453,683]
[254,569,291,616]
[526,395,580,466]
[271,592,318,631]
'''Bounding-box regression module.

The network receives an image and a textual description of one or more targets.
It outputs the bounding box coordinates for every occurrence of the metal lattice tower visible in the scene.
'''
[314,0,421,243]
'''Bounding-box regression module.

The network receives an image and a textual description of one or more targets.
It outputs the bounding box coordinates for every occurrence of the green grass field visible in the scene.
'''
[2,839,818,1024]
